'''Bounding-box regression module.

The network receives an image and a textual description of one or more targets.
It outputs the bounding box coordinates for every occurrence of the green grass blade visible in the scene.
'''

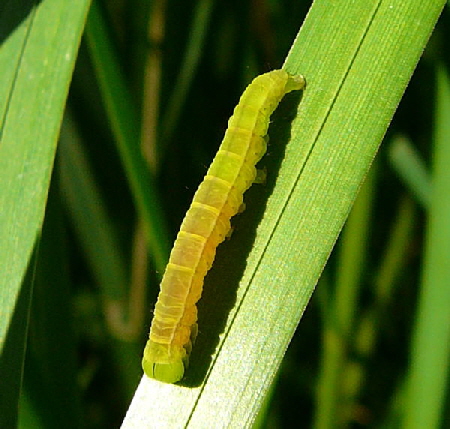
[159,0,214,161]
[0,0,90,425]
[59,114,128,305]
[59,113,144,397]
[389,134,432,209]
[122,0,444,427]
[403,63,450,429]
[84,1,170,272]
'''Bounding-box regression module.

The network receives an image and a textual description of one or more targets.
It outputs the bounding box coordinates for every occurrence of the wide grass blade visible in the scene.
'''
[122,0,444,427]
[0,0,91,425]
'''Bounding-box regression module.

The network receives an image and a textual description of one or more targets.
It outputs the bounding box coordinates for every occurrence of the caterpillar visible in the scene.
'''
[142,69,306,383]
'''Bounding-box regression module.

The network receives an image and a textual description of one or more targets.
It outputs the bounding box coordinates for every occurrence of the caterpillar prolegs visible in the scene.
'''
[142,69,306,383]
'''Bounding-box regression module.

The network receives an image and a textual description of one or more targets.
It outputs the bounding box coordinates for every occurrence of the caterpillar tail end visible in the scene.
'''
[285,73,306,93]
[142,357,185,384]
[142,360,185,384]
[142,340,186,384]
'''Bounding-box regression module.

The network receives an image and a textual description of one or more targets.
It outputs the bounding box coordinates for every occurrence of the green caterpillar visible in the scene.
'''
[142,69,306,383]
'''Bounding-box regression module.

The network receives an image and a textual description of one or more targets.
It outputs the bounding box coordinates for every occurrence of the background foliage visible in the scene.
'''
[0,0,448,428]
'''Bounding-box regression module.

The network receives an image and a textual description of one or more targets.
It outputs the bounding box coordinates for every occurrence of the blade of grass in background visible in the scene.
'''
[84,1,170,272]
[58,113,143,398]
[0,0,91,426]
[122,1,445,427]
[389,135,432,209]
[59,115,128,309]
[158,0,214,165]
[403,63,450,429]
